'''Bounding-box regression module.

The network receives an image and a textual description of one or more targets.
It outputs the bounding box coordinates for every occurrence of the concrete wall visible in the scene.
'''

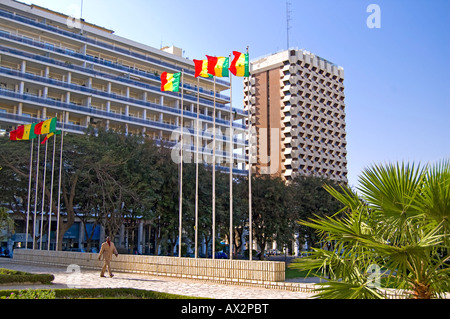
[13,249,285,283]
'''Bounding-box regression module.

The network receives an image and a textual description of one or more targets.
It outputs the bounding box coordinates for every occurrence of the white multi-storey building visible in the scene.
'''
[0,0,247,174]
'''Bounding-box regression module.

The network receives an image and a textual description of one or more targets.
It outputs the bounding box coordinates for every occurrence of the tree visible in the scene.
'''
[0,207,15,241]
[289,175,344,250]
[251,175,293,260]
[290,160,450,299]
[0,128,160,251]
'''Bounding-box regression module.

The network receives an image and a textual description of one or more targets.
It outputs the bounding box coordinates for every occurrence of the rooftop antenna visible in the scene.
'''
[286,1,292,50]
[80,0,84,34]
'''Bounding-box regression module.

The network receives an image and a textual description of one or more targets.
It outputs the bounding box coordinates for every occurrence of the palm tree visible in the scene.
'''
[290,160,450,299]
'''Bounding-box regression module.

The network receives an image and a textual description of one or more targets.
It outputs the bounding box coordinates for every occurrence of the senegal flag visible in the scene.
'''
[206,56,229,77]
[34,117,57,135]
[229,51,249,77]
[22,123,37,140]
[193,59,212,78]
[9,123,37,141]
[160,72,181,92]
[9,129,19,141]
[41,129,62,144]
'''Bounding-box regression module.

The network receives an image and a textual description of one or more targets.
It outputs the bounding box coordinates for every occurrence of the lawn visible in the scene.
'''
[285,266,320,280]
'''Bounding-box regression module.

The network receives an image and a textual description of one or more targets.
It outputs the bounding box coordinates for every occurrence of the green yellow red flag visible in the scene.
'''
[206,56,229,77]
[41,129,62,144]
[229,51,249,77]
[193,59,212,78]
[160,72,181,92]
[34,117,57,135]
[9,123,37,141]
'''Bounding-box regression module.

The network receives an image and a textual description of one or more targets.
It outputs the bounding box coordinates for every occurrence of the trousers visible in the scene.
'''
[100,259,113,277]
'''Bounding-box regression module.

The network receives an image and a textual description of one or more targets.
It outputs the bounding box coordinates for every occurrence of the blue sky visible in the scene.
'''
[21,0,450,187]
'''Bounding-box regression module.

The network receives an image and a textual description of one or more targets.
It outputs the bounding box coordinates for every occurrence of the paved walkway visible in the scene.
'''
[0,258,316,299]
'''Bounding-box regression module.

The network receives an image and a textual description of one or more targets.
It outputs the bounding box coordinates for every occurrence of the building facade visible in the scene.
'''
[244,49,348,183]
[0,0,248,253]
[0,0,247,174]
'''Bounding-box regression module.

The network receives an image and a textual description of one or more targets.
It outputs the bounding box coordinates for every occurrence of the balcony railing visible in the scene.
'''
[0,32,243,114]
[0,88,247,146]
[0,65,247,131]
[0,111,248,165]
[0,8,231,86]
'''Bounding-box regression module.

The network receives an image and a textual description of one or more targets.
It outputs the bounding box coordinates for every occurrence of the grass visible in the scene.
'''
[285,266,320,280]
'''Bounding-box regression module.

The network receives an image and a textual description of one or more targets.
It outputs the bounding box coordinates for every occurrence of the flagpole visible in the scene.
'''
[246,46,253,261]
[32,135,41,250]
[56,112,65,251]
[178,69,184,258]
[195,76,200,259]
[39,136,48,249]
[25,138,33,249]
[229,55,233,260]
[212,75,216,260]
[47,128,57,250]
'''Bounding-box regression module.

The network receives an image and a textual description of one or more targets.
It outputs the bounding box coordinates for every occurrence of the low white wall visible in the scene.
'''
[13,249,285,283]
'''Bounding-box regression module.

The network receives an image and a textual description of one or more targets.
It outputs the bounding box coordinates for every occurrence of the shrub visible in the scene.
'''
[1,289,56,299]
[0,268,54,284]
[0,288,203,299]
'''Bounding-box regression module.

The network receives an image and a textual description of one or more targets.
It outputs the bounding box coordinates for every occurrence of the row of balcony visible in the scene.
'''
[0,41,231,106]
[0,33,247,117]
[0,8,231,86]
[0,88,248,148]
[0,65,247,133]
[0,111,249,170]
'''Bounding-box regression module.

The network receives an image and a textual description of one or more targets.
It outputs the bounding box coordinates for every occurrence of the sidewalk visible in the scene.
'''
[0,258,316,299]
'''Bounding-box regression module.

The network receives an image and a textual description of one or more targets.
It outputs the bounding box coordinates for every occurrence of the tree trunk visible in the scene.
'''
[412,282,432,299]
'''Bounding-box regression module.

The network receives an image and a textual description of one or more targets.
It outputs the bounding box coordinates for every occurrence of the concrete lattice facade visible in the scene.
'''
[244,49,348,183]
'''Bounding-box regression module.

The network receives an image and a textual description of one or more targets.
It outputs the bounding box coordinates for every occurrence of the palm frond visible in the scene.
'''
[313,280,385,299]
[357,162,426,219]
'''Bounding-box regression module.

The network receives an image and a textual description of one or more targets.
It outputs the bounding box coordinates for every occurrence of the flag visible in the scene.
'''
[9,125,25,141]
[206,56,229,77]
[160,72,181,92]
[229,51,249,77]
[193,59,212,78]
[41,130,62,144]
[9,129,18,141]
[34,117,57,135]
[10,124,37,141]
[21,123,37,140]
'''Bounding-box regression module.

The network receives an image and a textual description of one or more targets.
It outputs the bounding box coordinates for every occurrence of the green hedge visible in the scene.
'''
[0,288,204,299]
[0,268,54,285]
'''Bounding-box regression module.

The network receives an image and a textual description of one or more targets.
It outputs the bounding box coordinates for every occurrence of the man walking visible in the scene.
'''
[98,236,118,278]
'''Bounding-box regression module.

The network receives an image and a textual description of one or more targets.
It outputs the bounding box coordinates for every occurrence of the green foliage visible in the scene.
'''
[289,175,345,249]
[1,289,56,299]
[0,268,54,284]
[290,160,450,299]
[0,130,348,258]
[250,175,293,259]
[0,207,15,239]
[0,288,205,299]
